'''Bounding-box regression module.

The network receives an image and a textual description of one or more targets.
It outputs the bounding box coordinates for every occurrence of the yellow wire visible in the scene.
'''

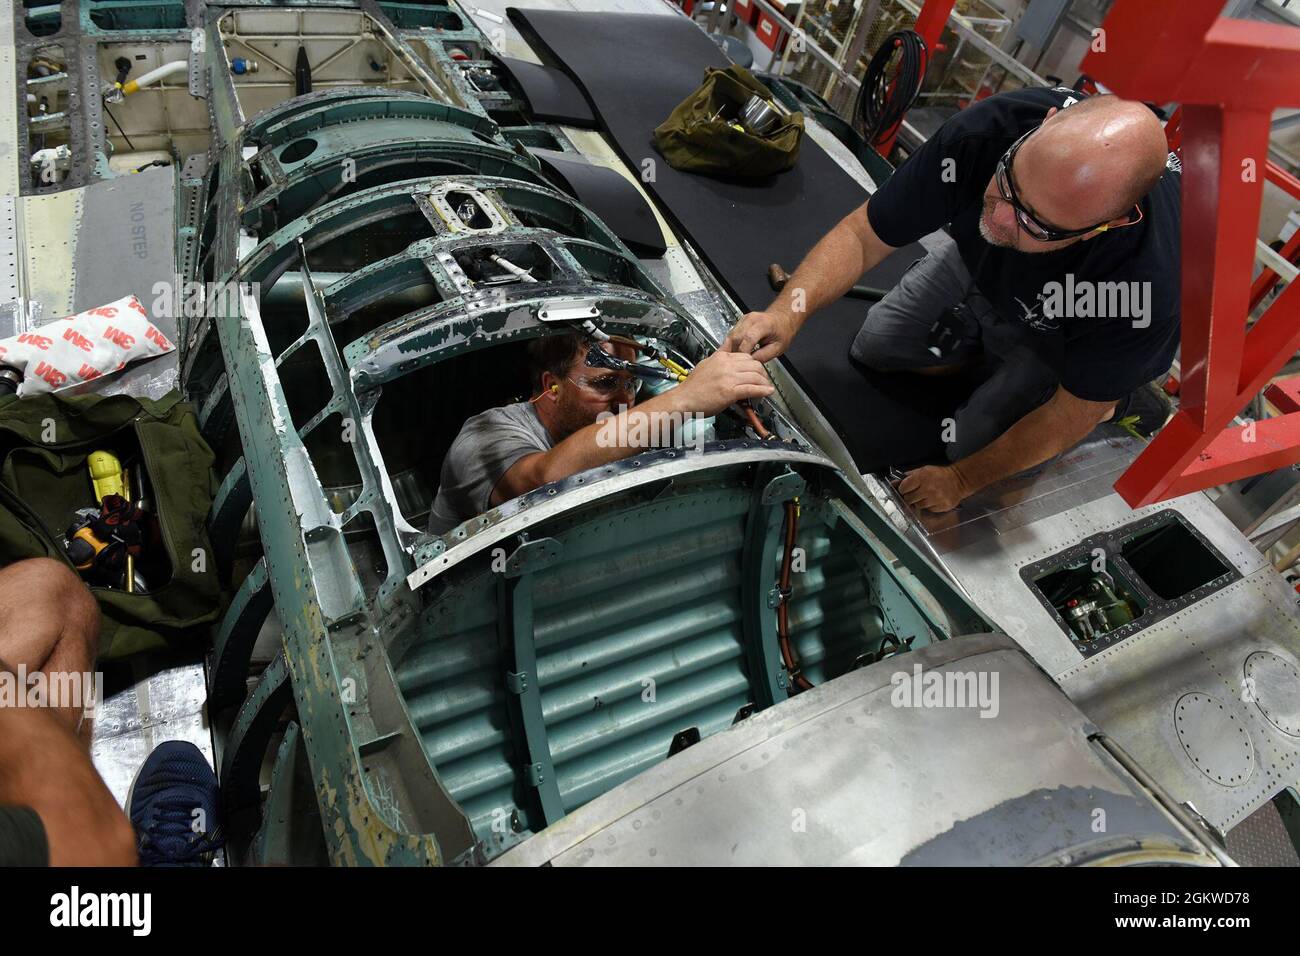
[659,356,689,378]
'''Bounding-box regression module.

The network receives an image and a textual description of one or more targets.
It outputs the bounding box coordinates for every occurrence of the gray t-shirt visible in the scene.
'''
[427,401,554,534]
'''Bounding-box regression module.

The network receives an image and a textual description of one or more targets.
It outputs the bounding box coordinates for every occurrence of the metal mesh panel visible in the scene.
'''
[783,0,1013,116]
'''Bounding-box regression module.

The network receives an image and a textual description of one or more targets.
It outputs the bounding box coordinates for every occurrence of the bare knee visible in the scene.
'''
[3,558,100,660]
[48,559,99,651]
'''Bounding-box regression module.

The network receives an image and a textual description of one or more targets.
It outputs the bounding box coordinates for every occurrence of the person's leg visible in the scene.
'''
[943,345,1059,463]
[941,292,1062,463]
[849,235,982,373]
[0,557,100,735]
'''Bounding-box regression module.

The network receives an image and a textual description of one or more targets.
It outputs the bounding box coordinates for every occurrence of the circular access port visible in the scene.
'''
[1244,652,1300,737]
[1174,692,1254,787]
[279,138,318,165]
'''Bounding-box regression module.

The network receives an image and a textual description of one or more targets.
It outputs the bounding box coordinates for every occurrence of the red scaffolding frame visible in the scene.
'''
[1079,2,1300,506]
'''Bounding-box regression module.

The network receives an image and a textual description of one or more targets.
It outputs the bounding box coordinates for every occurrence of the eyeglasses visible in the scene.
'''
[993,128,1143,242]
[567,373,642,397]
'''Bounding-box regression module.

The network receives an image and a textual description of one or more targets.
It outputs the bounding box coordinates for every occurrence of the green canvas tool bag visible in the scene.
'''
[0,390,222,659]
[654,64,805,179]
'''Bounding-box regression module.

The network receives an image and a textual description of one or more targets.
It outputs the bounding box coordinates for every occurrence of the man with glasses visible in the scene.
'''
[427,332,772,533]
[724,89,1178,513]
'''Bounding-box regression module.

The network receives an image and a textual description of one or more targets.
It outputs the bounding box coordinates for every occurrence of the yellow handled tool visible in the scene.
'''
[85,450,134,592]
[87,450,126,502]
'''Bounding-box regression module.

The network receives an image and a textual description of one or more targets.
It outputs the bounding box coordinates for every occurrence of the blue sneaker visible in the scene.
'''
[127,740,224,867]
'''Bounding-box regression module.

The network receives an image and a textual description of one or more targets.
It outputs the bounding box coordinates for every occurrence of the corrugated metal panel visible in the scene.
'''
[395,488,893,845]
[792,530,888,682]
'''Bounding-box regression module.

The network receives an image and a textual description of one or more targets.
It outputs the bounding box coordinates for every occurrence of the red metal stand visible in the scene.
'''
[911,0,957,68]
[1080,2,1300,506]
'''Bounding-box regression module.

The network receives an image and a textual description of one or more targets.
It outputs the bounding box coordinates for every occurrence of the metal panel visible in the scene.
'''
[913,426,1300,832]
[1014,0,1072,49]
[11,164,180,401]
[493,635,1218,867]
[0,3,18,197]
[1058,569,1300,832]
[91,660,216,808]
[0,196,24,337]
[20,188,82,322]
[1246,652,1300,737]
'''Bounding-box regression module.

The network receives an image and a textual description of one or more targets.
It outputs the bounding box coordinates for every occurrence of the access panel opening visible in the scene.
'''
[1019,509,1241,658]
[1032,562,1146,645]
[1119,516,1232,600]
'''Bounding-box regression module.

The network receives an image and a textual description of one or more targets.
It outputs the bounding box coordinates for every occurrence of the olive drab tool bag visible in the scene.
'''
[0,390,222,659]
[653,64,805,179]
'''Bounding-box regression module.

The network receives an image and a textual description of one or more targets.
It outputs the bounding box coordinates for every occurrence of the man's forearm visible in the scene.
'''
[770,205,888,325]
[951,390,1114,496]
[521,389,696,488]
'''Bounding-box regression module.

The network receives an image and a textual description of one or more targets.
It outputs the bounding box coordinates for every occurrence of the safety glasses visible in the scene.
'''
[993,128,1143,242]
[567,373,642,397]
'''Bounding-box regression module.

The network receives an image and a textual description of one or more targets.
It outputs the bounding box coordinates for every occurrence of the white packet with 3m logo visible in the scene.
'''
[0,295,175,396]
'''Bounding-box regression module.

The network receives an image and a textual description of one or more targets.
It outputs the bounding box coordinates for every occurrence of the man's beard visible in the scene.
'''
[553,398,631,441]
[978,199,1017,248]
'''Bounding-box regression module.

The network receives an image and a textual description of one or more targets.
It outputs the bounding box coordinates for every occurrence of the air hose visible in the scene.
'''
[777,498,813,692]
[855,29,928,148]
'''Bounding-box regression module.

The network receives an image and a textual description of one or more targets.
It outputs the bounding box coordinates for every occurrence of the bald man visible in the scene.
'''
[724,88,1179,512]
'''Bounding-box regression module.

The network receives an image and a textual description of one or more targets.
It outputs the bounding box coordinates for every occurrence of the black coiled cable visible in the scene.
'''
[855,29,928,148]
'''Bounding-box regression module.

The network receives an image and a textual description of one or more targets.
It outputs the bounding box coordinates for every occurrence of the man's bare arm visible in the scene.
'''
[954,386,1116,493]
[723,200,899,361]
[900,385,1116,512]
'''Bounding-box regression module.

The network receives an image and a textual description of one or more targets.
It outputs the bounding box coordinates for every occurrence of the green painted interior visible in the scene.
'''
[86,2,187,32]
[395,474,938,850]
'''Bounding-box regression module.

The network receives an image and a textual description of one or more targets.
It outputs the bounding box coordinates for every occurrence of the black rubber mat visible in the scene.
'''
[530,148,666,258]
[507,8,964,470]
[783,251,978,471]
[499,56,598,128]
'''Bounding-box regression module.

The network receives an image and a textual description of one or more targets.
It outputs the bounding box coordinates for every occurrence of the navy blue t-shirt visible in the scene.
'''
[867,87,1181,402]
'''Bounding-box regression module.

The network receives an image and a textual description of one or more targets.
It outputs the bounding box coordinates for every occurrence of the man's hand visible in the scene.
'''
[673,349,775,415]
[722,310,799,363]
[898,464,972,513]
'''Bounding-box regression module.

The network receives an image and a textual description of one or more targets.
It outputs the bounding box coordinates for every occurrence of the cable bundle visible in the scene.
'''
[855,29,928,148]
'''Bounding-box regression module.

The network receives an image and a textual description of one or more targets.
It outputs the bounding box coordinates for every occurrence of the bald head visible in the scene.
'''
[1019,95,1169,225]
